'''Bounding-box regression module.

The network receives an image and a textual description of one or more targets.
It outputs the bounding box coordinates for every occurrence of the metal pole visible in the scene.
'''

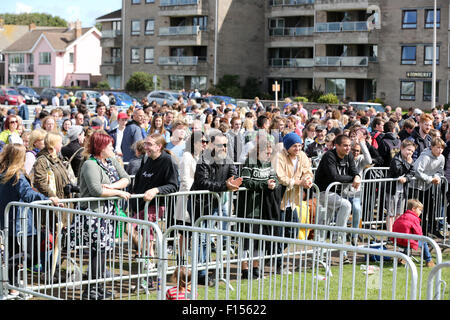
[431,0,437,110]
[213,0,218,85]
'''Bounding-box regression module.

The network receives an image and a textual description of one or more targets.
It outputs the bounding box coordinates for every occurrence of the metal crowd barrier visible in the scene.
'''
[161,224,420,300]
[427,262,450,300]
[0,196,163,300]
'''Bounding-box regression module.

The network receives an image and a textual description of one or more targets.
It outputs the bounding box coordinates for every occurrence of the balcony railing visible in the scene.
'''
[159,25,200,36]
[8,63,34,73]
[160,0,198,6]
[101,30,122,38]
[270,58,314,68]
[269,26,314,36]
[103,57,122,65]
[270,0,314,6]
[158,56,199,65]
[314,56,368,67]
[315,21,369,32]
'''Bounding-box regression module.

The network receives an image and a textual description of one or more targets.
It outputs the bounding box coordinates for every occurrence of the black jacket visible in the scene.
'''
[407,127,431,162]
[190,151,237,221]
[314,149,359,193]
[378,132,401,167]
[132,151,179,211]
[305,140,326,158]
[388,152,415,195]
[367,142,384,167]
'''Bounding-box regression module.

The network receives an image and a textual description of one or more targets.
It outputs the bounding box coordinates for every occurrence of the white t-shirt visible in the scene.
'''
[115,127,125,154]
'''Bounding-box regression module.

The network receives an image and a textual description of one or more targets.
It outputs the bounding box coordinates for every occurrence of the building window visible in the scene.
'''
[423,81,439,101]
[325,79,346,100]
[193,16,208,31]
[402,10,417,29]
[39,75,51,87]
[145,0,155,3]
[112,21,121,33]
[191,76,207,90]
[424,46,439,65]
[425,9,440,28]
[401,46,416,64]
[132,0,141,4]
[144,47,154,63]
[69,52,74,63]
[400,81,416,100]
[111,48,121,63]
[131,48,140,64]
[131,20,140,36]
[39,52,51,65]
[169,75,185,90]
[145,19,154,35]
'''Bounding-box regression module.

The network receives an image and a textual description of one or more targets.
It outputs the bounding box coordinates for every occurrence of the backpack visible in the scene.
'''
[371,132,382,149]
[63,147,84,186]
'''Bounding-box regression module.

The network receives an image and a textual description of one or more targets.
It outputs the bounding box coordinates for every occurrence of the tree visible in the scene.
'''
[125,72,159,92]
[0,13,67,27]
[241,77,261,99]
[96,81,110,90]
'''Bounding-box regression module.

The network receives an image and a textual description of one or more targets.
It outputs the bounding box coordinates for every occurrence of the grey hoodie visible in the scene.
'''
[411,148,445,191]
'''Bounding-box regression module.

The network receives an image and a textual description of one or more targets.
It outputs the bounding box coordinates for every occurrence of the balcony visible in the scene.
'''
[270,0,314,6]
[269,27,314,37]
[270,58,314,68]
[158,56,199,66]
[101,30,122,38]
[314,56,368,67]
[160,0,198,6]
[159,25,200,36]
[8,63,34,73]
[103,57,122,65]
[315,21,368,33]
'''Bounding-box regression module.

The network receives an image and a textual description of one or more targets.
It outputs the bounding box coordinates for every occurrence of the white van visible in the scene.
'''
[348,102,385,113]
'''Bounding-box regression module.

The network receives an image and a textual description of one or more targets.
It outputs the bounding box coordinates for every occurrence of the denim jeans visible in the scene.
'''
[319,192,352,240]
[418,241,432,262]
[348,197,362,229]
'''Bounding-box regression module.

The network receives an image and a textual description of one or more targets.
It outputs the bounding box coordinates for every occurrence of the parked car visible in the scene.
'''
[147,90,186,106]
[348,102,385,114]
[0,87,23,105]
[203,95,237,108]
[75,90,100,106]
[11,86,40,104]
[105,91,140,110]
[40,88,69,105]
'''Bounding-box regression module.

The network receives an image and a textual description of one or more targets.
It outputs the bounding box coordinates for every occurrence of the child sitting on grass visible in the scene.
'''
[166,266,192,300]
[392,199,435,267]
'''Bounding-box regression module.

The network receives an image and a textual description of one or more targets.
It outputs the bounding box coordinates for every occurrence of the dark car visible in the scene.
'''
[40,88,69,105]
[12,86,40,104]
[0,87,23,105]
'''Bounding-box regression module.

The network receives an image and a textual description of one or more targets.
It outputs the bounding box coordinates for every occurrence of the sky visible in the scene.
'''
[0,0,122,27]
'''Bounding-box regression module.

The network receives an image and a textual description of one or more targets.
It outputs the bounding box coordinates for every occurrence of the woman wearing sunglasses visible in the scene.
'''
[0,115,21,145]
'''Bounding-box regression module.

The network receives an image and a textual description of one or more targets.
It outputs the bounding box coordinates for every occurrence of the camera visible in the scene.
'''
[64,183,80,196]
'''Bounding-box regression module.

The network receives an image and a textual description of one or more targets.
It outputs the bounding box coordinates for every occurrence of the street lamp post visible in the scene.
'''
[431,0,437,109]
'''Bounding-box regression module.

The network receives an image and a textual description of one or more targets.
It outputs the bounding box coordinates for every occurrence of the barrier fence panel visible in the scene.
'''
[0,198,163,300]
[161,224,419,300]
[427,262,450,300]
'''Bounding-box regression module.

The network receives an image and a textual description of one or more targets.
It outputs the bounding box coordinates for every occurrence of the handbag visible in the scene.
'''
[114,200,128,238]
[44,157,57,196]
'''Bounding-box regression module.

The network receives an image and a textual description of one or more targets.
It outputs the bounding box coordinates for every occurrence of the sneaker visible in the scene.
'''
[426,260,436,268]
[342,257,352,265]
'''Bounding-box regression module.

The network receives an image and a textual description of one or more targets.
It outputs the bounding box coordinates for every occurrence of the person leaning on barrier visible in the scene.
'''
[72,131,131,300]
[0,144,60,296]
[410,137,446,239]
[237,138,282,279]
[314,134,360,244]
[407,113,433,162]
[386,139,416,232]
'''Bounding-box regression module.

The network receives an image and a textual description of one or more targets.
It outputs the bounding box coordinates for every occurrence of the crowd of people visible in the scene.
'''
[0,91,449,298]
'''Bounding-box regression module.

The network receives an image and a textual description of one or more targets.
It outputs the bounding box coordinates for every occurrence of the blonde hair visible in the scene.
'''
[28,128,47,151]
[407,199,423,211]
[44,132,62,154]
[0,143,27,185]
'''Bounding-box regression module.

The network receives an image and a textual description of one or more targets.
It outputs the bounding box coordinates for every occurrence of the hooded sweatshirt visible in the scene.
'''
[411,148,445,191]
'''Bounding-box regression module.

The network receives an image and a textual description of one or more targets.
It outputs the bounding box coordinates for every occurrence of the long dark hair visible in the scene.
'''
[185,131,205,157]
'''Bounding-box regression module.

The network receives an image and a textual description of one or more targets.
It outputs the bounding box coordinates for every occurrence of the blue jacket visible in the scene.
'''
[0,173,48,234]
[121,121,143,162]
[18,103,29,120]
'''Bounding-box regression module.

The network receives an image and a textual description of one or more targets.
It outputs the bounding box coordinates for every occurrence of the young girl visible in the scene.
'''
[166,266,192,300]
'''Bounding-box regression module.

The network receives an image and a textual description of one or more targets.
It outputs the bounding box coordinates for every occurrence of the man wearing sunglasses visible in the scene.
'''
[190,131,242,286]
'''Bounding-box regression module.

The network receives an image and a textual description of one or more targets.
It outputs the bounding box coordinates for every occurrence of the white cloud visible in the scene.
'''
[16,2,33,14]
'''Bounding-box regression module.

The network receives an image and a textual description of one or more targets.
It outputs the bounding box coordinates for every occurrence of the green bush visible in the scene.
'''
[317,93,339,104]
[294,96,309,103]
[96,81,110,90]
[241,77,261,99]
[307,85,324,102]
[125,72,158,92]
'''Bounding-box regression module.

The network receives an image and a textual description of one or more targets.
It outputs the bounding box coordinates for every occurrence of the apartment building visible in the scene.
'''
[99,0,449,109]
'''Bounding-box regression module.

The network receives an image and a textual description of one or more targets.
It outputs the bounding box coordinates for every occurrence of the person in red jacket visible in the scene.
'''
[392,199,435,267]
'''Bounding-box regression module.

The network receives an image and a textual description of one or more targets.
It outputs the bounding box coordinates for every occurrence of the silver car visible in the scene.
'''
[147,90,186,106]
[75,90,101,106]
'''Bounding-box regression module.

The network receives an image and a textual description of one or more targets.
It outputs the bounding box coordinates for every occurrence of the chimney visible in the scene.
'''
[75,20,82,38]
[29,23,36,31]
[68,21,75,30]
